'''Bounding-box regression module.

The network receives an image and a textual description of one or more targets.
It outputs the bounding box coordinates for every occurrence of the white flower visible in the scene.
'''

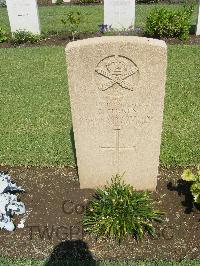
[0,172,26,231]
[4,221,15,231]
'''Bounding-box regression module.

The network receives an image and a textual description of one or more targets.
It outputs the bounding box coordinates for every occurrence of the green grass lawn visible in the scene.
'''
[0,44,199,167]
[0,4,199,34]
[0,258,200,266]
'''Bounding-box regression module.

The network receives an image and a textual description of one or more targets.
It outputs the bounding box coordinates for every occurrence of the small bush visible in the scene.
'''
[145,5,194,40]
[136,0,159,3]
[61,11,82,40]
[0,27,7,43]
[11,31,40,45]
[0,0,6,7]
[182,169,200,204]
[71,0,102,4]
[55,0,63,5]
[83,175,163,243]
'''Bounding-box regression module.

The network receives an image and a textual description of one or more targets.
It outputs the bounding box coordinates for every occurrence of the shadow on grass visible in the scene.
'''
[167,179,200,214]
[44,240,99,266]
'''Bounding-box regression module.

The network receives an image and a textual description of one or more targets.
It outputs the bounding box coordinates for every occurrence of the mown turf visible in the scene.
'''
[160,45,200,165]
[0,45,199,167]
[0,258,200,266]
[0,46,74,166]
[0,4,199,34]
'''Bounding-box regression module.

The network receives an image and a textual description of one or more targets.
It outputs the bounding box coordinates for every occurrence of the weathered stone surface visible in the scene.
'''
[104,0,135,30]
[196,2,200,35]
[6,0,40,34]
[66,37,167,190]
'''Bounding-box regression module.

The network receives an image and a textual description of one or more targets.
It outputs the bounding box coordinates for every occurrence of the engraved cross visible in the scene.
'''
[100,129,136,174]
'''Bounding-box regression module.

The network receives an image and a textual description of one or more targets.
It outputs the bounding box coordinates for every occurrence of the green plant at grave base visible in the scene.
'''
[182,169,200,204]
[55,0,64,5]
[11,31,40,45]
[0,27,7,43]
[61,11,82,41]
[83,175,164,243]
[145,5,194,40]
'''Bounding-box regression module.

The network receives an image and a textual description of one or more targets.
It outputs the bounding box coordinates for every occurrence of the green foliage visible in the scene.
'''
[55,0,63,5]
[0,0,6,8]
[71,0,102,3]
[0,257,200,266]
[136,0,159,3]
[61,11,82,40]
[0,45,199,166]
[145,5,194,40]
[0,4,198,35]
[83,175,163,243]
[11,31,40,45]
[0,27,7,42]
[182,169,200,204]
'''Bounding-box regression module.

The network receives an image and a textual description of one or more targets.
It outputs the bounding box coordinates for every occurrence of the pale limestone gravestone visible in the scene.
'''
[104,0,135,30]
[66,37,167,190]
[6,0,40,34]
[196,1,200,35]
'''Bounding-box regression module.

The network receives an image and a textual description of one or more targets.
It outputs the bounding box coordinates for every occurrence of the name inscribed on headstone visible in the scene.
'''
[6,0,40,34]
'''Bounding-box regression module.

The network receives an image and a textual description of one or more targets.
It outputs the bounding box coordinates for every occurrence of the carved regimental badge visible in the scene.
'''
[95,55,139,92]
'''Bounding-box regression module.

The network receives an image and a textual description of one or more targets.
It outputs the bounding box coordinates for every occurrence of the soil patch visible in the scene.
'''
[0,165,199,263]
[0,33,200,49]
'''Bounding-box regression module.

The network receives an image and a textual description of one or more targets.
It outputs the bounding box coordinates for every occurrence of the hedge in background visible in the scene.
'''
[71,0,102,4]
[145,5,194,40]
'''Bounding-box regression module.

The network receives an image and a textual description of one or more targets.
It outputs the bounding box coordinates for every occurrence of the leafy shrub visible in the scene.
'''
[11,31,40,45]
[0,27,7,43]
[0,0,6,7]
[0,172,25,231]
[71,0,102,4]
[136,0,159,3]
[145,5,194,40]
[61,11,82,40]
[55,0,64,5]
[182,169,200,204]
[83,175,163,242]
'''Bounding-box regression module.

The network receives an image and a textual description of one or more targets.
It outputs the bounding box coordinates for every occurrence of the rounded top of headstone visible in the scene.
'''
[65,36,167,52]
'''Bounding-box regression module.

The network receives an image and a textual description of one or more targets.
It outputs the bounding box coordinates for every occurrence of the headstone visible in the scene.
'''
[66,37,167,190]
[104,0,135,30]
[6,0,40,34]
[196,1,200,35]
